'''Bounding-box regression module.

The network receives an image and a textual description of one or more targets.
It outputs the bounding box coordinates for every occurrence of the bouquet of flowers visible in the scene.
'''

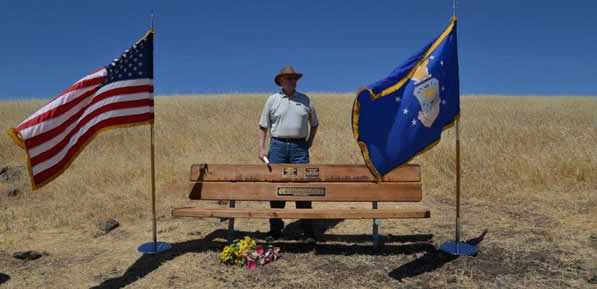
[219,236,280,269]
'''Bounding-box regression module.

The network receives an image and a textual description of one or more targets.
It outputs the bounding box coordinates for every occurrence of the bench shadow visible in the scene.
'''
[91,229,436,289]
[0,273,10,285]
[90,231,222,289]
[388,229,488,281]
[282,219,344,238]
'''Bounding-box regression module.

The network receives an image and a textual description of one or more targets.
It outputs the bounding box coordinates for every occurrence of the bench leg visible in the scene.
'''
[372,201,381,250]
[227,201,235,244]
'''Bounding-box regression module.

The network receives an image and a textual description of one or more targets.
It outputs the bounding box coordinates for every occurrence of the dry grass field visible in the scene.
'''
[0,94,596,288]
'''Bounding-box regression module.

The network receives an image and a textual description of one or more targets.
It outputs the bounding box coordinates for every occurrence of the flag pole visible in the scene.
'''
[440,1,478,256]
[453,1,461,249]
[150,11,157,251]
[138,11,171,254]
[455,120,462,244]
[151,123,157,247]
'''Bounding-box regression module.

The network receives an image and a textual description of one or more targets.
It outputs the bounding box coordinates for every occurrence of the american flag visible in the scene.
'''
[8,30,155,190]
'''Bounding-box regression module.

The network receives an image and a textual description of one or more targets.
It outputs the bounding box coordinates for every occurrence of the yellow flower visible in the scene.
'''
[220,236,261,265]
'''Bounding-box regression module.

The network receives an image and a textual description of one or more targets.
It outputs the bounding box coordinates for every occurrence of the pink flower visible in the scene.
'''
[263,256,272,265]
[256,245,264,256]
[247,259,257,270]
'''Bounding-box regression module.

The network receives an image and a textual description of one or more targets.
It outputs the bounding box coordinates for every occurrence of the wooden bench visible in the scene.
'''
[172,163,430,248]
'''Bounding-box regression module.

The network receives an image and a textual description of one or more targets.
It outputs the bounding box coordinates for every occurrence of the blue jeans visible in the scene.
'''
[268,138,314,237]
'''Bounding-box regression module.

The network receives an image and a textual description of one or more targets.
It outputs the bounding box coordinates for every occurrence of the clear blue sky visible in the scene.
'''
[1,0,595,99]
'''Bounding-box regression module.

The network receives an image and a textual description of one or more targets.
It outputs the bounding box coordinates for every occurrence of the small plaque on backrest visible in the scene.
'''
[305,167,320,177]
[283,168,298,177]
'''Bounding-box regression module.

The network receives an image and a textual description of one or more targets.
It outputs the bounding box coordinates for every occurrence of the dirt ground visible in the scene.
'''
[1,195,596,289]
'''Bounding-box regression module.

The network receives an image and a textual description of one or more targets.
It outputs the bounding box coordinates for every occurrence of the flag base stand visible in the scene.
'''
[138,241,171,254]
[439,241,477,256]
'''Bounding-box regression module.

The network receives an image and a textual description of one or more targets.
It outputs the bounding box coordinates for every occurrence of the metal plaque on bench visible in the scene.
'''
[283,168,298,177]
[305,167,320,177]
[277,186,326,197]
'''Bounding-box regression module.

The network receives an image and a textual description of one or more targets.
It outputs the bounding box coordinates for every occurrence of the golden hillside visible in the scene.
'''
[0,94,595,288]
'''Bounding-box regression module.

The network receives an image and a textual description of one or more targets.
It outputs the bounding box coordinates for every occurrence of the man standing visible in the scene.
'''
[257,66,318,243]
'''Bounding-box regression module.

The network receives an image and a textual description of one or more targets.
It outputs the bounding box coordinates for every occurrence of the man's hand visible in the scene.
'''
[307,125,318,149]
[257,127,268,161]
[258,147,267,160]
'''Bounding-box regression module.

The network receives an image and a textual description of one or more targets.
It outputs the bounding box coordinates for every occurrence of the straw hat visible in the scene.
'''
[274,66,303,86]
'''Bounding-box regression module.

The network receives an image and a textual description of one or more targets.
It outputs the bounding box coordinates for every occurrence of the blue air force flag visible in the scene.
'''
[352,17,460,180]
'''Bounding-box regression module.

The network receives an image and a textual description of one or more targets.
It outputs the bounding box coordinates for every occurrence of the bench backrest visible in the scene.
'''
[189,164,422,202]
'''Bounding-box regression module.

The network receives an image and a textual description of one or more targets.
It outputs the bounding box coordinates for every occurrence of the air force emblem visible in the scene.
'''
[411,58,441,127]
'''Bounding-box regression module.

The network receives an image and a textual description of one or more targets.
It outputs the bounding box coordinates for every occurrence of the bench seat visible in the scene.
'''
[173,207,430,219]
